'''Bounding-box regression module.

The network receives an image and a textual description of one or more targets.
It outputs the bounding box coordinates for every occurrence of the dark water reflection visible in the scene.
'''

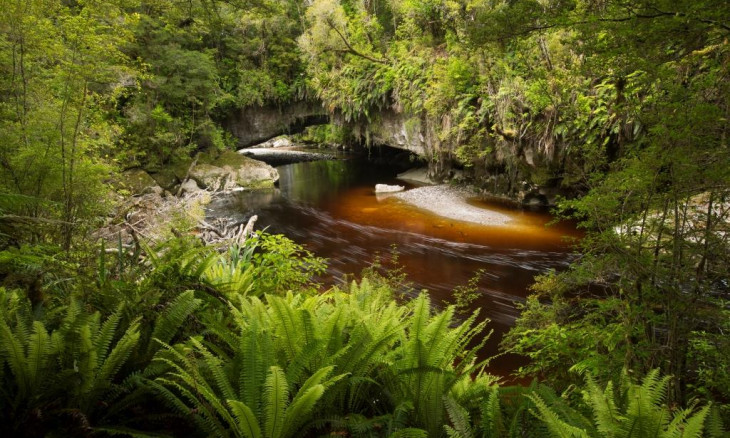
[208,157,579,378]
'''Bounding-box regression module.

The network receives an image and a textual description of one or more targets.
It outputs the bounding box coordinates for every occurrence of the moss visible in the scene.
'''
[121,169,160,195]
[207,150,250,168]
[246,180,276,189]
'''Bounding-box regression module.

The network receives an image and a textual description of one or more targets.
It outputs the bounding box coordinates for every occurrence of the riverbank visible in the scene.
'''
[390,185,513,226]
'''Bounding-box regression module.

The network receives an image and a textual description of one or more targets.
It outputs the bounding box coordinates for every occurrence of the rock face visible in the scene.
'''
[190,164,230,189]
[374,184,405,193]
[225,101,329,147]
[351,109,571,206]
[223,99,571,205]
[240,147,336,166]
[370,110,429,155]
[397,167,433,185]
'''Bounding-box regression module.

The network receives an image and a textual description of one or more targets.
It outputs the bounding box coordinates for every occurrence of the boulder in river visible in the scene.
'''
[210,150,279,188]
[375,184,405,193]
[190,163,230,189]
[185,150,279,190]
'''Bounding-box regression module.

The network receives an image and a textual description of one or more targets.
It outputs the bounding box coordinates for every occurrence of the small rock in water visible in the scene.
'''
[375,184,405,193]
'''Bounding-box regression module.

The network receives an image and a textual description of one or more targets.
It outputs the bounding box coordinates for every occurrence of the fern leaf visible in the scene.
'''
[444,395,473,438]
[148,291,200,355]
[96,321,140,390]
[389,428,428,438]
[528,393,590,438]
[281,384,326,437]
[263,366,288,438]
[94,307,122,364]
[228,399,263,438]
[480,386,503,438]
[240,320,272,417]
[0,317,29,395]
[583,376,619,437]
[26,320,50,392]
[679,405,709,438]
[189,337,236,402]
[268,296,302,362]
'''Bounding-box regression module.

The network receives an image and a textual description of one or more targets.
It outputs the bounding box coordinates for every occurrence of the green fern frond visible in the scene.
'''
[281,384,326,437]
[26,320,51,392]
[95,320,141,391]
[528,392,591,438]
[0,317,29,395]
[444,395,473,438]
[480,385,503,438]
[240,321,273,417]
[263,365,288,438]
[148,291,200,355]
[95,307,122,364]
[228,399,263,438]
[189,337,236,402]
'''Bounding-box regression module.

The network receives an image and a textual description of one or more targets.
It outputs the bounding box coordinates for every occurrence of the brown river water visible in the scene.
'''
[208,154,581,379]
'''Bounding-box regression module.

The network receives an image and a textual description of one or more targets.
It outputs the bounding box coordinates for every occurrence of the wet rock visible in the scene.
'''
[375,184,405,193]
[250,135,294,149]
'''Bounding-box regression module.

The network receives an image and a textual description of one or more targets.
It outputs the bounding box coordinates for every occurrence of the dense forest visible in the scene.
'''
[0,0,728,436]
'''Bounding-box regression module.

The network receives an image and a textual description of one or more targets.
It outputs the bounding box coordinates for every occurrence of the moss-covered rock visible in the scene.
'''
[148,168,180,191]
[188,150,278,190]
[121,169,162,196]
[190,163,229,189]
[212,150,279,188]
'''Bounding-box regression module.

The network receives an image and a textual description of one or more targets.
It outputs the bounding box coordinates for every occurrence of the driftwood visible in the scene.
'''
[196,215,258,248]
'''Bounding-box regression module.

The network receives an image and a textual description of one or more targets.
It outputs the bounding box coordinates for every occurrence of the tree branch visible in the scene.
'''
[325,18,388,65]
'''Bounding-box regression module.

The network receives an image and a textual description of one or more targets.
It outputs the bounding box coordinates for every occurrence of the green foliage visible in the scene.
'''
[450,269,486,317]
[149,278,497,437]
[0,289,141,435]
[251,231,327,295]
[0,0,729,436]
[529,370,715,438]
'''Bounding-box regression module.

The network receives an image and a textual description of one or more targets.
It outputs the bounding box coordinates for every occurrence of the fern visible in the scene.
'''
[147,290,201,355]
[229,399,263,438]
[264,365,288,438]
[444,395,474,438]
[529,371,713,438]
[0,291,143,435]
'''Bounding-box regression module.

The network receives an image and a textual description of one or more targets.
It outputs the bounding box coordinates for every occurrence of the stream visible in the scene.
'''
[208,152,580,378]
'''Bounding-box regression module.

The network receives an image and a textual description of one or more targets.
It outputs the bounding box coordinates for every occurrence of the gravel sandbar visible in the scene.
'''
[392,185,512,226]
